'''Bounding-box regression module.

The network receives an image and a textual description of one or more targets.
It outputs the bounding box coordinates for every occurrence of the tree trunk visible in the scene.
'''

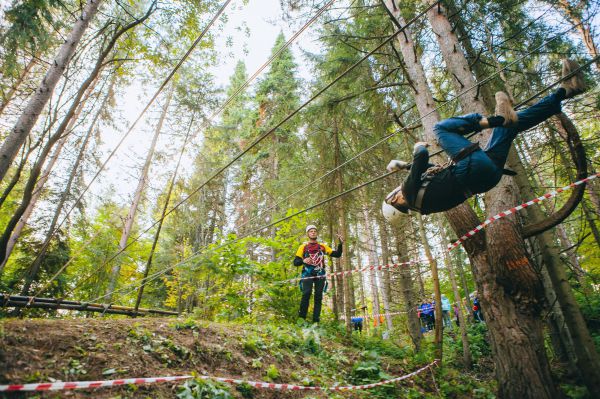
[437,217,472,369]
[426,3,559,395]
[333,115,352,333]
[362,207,387,331]
[554,0,599,71]
[385,0,557,398]
[0,57,36,118]
[106,85,173,300]
[0,77,98,273]
[19,79,112,295]
[376,214,394,329]
[416,214,442,359]
[393,222,421,350]
[512,132,600,396]
[0,0,103,183]
[134,114,194,313]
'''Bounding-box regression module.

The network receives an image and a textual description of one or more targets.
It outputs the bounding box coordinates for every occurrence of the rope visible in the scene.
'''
[93,56,596,307]
[236,23,590,232]
[22,0,234,276]
[447,172,600,250]
[64,1,442,302]
[54,0,341,294]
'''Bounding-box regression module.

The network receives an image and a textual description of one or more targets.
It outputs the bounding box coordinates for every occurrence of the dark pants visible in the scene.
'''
[433,91,562,194]
[299,276,326,322]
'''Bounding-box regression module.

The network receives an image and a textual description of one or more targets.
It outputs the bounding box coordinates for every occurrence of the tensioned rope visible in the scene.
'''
[61,1,443,301]
[91,52,597,307]
[22,0,235,276]
[235,18,587,232]
[36,0,341,297]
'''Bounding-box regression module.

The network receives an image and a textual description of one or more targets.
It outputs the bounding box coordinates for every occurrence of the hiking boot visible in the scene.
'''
[494,91,518,128]
[561,59,586,98]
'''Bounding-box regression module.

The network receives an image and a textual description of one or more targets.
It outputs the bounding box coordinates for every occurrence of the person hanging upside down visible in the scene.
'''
[382,59,587,218]
[293,225,343,323]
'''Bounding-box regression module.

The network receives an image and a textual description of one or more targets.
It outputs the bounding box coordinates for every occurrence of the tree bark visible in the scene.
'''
[0,57,36,118]
[385,0,557,398]
[19,79,112,295]
[333,115,353,333]
[0,0,103,183]
[554,0,599,71]
[425,3,559,395]
[106,85,173,300]
[416,214,442,359]
[361,207,386,330]
[393,222,421,350]
[0,77,98,273]
[376,211,394,329]
[512,129,600,396]
[438,217,472,369]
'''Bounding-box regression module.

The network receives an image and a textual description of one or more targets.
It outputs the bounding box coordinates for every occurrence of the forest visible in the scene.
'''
[0,0,599,398]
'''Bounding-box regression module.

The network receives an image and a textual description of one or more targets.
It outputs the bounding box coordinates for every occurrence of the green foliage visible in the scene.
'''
[177,379,233,399]
[265,364,279,381]
[0,0,61,76]
[235,382,255,399]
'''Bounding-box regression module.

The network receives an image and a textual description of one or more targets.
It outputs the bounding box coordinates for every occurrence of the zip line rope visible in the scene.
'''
[32,0,343,295]
[55,1,443,300]
[93,49,600,310]
[21,0,235,277]
[34,114,197,300]
[86,54,597,307]
[42,0,356,298]
[235,21,589,232]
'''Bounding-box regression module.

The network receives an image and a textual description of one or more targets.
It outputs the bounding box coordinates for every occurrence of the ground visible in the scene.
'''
[0,316,496,398]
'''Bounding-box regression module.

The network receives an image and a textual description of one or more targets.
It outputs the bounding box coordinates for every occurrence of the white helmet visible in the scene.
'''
[382,201,404,224]
[306,224,318,234]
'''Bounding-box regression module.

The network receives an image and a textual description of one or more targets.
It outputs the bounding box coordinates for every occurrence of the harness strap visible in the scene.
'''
[414,180,431,211]
[451,142,480,163]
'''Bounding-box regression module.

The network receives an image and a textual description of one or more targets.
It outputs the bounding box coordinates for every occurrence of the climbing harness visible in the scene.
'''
[299,242,328,292]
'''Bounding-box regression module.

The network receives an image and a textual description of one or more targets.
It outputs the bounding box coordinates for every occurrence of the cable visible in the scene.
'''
[23,0,234,275]
[238,22,590,232]
[92,45,597,306]
[53,0,341,295]
[70,0,443,293]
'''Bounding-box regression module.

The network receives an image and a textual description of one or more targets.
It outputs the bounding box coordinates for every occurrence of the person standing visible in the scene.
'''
[441,294,453,330]
[293,225,343,323]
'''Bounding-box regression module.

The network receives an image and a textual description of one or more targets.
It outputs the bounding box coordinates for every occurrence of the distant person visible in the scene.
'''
[351,316,363,332]
[421,300,435,331]
[441,294,452,330]
[473,296,484,323]
[382,59,586,219]
[293,225,343,323]
[453,303,460,327]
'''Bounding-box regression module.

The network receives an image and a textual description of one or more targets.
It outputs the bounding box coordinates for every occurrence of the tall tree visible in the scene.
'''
[0,0,103,183]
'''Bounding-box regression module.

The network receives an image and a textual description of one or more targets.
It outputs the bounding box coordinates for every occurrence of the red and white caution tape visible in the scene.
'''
[341,310,410,320]
[447,173,600,251]
[331,361,436,391]
[277,259,420,285]
[0,361,437,392]
[0,376,191,392]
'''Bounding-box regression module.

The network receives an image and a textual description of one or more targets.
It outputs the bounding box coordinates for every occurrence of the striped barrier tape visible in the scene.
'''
[0,361,437,392]
[341,310,410,320]
[0,376,191,392]
[275,259,420,285]
[447,173,600,251]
